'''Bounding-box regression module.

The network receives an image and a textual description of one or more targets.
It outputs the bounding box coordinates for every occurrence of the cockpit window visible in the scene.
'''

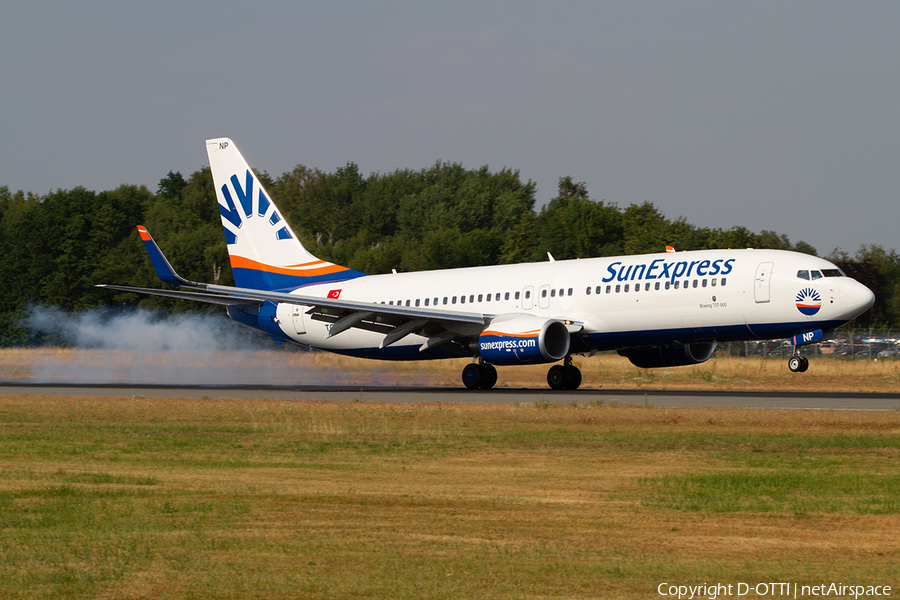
[822,269,844,277]
[810,270,823,280]
[797,270,810,280]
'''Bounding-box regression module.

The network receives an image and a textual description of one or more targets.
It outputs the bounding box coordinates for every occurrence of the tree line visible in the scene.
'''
[1,161,897,344]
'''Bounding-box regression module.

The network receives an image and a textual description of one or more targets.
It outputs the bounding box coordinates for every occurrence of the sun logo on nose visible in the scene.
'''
[796,287,822,316]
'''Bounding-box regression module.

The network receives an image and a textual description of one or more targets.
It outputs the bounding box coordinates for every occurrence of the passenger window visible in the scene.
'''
[721,278,727,286]
[389,301,394,305]
[470,295,475,303]
[654,282,660,290]
[596,285,602,294]
[558,289,564,297]
[515,291,520,300]
[797,270,810,280]
[434,298,438,306]
[674,281,680,289]
[460,295,466,304]
[477,294,483,302]
[541,289,547,298]
[665,281,670,290]
[634,284,639,292]
[424,298,429,306]
[442,297,448,305]
[525,290,530,299]
[711,278,716,287]
[504,292,509,300]
[586,286,592,295]
[551,289,556,297]
[624,284,630,292]
[811,270,823,280]
[487,293,492,302]
[702,279,707,288]
[645,283,650,291]
[567,288,573,296]
[406,300,410,306]
[693,280,698,288]
[605,285,611,293]
[615,284,621,293]
[452,296,457,304]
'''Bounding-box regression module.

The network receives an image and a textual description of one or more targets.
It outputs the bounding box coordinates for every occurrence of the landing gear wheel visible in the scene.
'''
[480,364,498,389]
[462,363,483,389]
[799,356,809,372]
[565,366,582,390]
[547,365,568,390]
[788,356,802,373]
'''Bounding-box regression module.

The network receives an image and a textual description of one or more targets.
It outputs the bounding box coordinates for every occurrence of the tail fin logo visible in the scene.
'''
[218,169,292,245]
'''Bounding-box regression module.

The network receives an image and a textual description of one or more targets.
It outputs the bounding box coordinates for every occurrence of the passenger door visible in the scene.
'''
[754,262,773,303]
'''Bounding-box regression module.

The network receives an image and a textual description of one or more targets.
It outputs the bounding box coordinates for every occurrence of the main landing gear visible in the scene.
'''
[788,354,809,373]
[462,360,498,390]
[547,356,582,390]
[461,357,583,390]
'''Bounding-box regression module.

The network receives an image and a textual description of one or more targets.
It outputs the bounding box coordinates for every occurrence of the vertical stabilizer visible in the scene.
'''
[206,138,364,290]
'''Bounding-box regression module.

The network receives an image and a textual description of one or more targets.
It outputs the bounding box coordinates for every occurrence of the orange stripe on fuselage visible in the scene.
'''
[229,255,348,277]
[480,329,541,338]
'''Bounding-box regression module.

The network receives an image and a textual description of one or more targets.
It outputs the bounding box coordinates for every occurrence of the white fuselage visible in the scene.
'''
[271,248,873,360]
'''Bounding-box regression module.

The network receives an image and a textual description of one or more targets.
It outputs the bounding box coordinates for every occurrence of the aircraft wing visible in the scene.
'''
[97,280,486,350]
[99,225,487,350]
[99,226,589,351]
[98,281,483,325]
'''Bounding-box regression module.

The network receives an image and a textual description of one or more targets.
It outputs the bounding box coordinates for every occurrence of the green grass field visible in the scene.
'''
[1,395,898,599]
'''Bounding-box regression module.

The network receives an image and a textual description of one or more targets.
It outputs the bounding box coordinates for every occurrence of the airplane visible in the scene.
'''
[98,138,876,390]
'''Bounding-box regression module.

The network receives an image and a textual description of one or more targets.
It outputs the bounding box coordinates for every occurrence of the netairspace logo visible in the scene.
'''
[657,581,892,599]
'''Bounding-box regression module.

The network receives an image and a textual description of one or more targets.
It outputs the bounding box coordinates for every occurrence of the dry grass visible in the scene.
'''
[4,347,898,393]
[0,394,898,599]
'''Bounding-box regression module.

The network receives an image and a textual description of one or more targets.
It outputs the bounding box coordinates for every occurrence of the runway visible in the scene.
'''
[2,382,900,411]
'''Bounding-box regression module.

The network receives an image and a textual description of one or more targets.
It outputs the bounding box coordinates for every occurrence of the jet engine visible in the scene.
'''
[618,342,717,368]
[477,316,570,365]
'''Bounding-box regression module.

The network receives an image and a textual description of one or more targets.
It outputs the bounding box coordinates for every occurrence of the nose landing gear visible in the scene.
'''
[788,353,809,373]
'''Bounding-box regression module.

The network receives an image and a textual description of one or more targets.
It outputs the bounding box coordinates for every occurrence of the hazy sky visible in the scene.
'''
[1,1,898,256]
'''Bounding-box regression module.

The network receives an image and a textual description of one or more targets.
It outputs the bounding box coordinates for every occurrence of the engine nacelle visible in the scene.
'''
[477,316,571,365]
[618,342,717,368]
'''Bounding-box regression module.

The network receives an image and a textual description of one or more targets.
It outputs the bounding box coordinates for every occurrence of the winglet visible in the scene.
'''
[136,225,198,288]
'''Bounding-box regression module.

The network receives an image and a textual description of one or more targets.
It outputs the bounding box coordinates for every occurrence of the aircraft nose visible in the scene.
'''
[840,279,875,320]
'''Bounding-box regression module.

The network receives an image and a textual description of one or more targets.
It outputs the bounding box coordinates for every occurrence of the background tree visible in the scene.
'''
[0,160,893,345]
